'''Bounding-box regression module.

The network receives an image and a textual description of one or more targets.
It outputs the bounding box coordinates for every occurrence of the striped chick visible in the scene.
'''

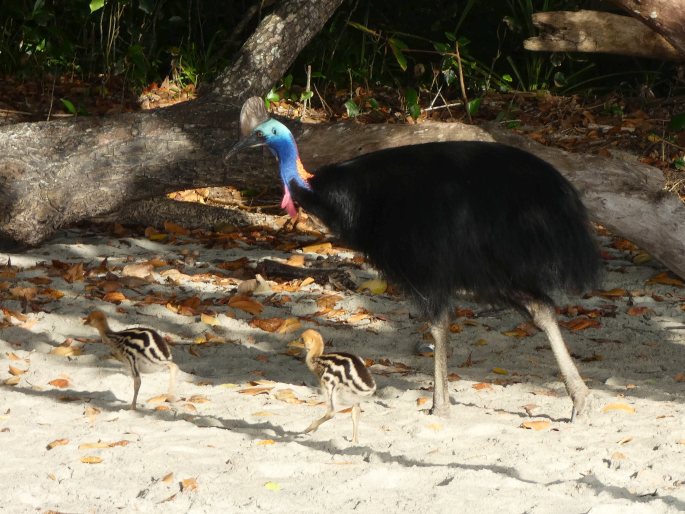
[84,310,178,410]
[299,329,376,443]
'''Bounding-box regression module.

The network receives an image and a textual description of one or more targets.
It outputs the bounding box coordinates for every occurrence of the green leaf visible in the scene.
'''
[369,98,379,110]
[444,31,456,42]
[300,90,313,102]
[433,42,450,53]
[668,113,685,132]
[502,74,513,83]
[32,0,46,15]
[347,21,380,38]
[344,100,360,118]
[409,104,421,120]
[283,74,293,91]
[89,0,104,14]
[674,157,685,170]
[442,68,456,86]
[405,87,418,106]
[388,38,408,72]
[60,98,77,115]
[553,72,567,88]
[467,98,481,116]
[265,89,280,108]
[138,0,154,14]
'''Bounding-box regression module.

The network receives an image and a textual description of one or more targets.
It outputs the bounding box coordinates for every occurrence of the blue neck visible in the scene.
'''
[270,134,308,190]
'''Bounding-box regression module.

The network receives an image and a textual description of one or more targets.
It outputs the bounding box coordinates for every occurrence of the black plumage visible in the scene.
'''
[291,142,599,319]
[229,97,601,421]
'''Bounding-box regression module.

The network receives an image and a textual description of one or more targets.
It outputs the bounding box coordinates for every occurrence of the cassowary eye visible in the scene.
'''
[255,130,264,137]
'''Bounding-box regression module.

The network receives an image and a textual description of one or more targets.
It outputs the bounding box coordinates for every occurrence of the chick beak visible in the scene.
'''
[288,339,305,349]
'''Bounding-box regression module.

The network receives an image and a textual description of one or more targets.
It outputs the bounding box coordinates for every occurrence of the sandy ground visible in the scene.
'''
[1,219,685,514]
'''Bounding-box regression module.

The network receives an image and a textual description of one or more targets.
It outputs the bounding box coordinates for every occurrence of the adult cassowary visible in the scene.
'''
[228,97,601,420]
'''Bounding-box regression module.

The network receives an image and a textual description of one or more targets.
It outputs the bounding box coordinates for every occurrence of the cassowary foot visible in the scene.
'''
[427,400,451,418]
[570,387,594,422]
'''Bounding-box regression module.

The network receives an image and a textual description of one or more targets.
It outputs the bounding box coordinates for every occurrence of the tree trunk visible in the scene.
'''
[0,0,343,246]
[524,10,683,61]
[609,0,685,56]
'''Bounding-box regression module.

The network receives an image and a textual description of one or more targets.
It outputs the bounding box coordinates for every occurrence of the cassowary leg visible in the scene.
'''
[429,311,451,417]
[525,301,591,421]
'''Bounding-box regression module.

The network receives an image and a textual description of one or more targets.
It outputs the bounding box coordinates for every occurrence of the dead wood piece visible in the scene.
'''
[524,10,683,61]
[256,259,356,290]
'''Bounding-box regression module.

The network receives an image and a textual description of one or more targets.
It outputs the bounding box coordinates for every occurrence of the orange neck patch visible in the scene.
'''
[296,158,314,182]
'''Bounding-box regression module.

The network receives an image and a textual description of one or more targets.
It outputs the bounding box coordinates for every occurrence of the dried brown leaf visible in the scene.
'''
[103,291,127,304]
[48,378,70,388]
[80,456,103,464]
[8,365,27,376]
[181,478,199,492]
[647,272,684,288]
[602,403,636,414]
[301,242,333,254]
[164,221,190,236]
[521,420,551,431]
[560,318,601,331]
[273,388,302,404]
[250,317,285,332]
[63,263,86,283]
[286,255,305,267]
[238,386,273,396]
[227,295,263,315]
[46,438,69,450]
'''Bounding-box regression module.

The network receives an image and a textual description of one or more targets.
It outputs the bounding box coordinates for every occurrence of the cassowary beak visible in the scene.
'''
[226,132,265,160]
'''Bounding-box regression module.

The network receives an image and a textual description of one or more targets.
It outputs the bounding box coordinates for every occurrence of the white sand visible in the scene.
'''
[1,221,685,513]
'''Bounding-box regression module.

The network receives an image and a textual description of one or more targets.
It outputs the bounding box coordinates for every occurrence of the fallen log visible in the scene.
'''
[524,10,684,61]
[2,110,685,279]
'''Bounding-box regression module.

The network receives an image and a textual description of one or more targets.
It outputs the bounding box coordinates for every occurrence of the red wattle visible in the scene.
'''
[281,186,298,218]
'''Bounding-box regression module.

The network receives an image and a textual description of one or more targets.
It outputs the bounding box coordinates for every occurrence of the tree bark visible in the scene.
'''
[609,0,685,56]
[0,0,343,246]
[524,10,683,61]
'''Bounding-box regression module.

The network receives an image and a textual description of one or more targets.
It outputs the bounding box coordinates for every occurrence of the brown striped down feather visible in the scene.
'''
[84,310,178,410]
[300,329,376,443]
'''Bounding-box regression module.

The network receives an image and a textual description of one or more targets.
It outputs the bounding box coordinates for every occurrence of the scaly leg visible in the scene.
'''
[429,311,451,417]
[304,409,335,434]
[525,301,591,421]
[351,403,361,444]
[131,373,141,410]
[166,362,179,403]
[305,384,336,434]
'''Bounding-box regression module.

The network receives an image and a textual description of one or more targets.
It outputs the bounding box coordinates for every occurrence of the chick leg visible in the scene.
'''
[351,403,361,444]
[165,362,179,403]
[131,373,141,411]
[305,385,336,434]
